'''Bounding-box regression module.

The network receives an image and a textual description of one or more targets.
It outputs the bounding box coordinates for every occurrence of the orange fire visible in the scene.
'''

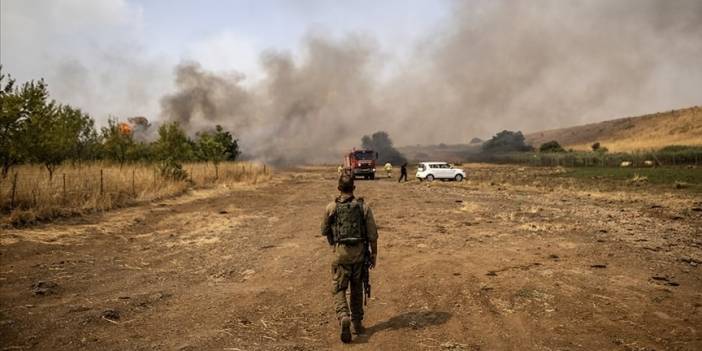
[118,122,133,135]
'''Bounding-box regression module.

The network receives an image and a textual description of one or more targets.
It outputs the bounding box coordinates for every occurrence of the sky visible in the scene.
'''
[2,0,701,158]
[1,0,450,125]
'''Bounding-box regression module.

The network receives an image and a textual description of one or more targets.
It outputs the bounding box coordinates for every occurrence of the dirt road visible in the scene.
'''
[1,166,701,350]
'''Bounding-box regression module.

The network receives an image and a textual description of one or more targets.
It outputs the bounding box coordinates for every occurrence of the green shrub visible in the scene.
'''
[482,130,534,153]
[158,159,189,181]
[539,140,565,153]
[659,145,702,153]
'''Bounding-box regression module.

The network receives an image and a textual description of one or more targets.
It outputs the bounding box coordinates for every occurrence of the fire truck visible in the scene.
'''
[344,149,378,180]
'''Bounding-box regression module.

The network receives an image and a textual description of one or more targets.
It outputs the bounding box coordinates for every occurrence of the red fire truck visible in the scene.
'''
[344,149,378,180]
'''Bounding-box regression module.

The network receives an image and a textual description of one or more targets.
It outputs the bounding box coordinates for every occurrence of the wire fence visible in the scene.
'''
[0,162,270,216]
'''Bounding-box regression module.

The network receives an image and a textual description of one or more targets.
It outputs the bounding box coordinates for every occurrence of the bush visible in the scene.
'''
[655,145,702,165]
[482,130,534,153]
[158,159,189,181]
[8,209,37,227]
[539,140,565,153]
[659,145,702,153]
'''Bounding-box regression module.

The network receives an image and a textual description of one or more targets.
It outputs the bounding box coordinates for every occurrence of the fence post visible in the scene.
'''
[10,172,18,209]
[132,169,136,197]
[62,173,66,204]
[100,169,104,195]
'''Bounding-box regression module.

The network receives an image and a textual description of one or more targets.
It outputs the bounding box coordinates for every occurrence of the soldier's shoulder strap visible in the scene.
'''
[352,197,365,214]
[352,198,369,237]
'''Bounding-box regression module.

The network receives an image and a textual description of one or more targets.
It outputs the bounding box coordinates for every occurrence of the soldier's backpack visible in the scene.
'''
[333,198,366,245]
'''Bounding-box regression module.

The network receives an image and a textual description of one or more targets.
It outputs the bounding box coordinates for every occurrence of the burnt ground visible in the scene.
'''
[1,165,701,350]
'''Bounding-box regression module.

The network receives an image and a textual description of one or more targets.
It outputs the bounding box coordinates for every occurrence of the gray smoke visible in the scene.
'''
[160,0,702,164]
[161,35,380,164]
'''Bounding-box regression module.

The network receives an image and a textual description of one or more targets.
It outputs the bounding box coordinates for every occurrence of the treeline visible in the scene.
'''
[473,130,701,166]
[0,69,239,179]
[361,131,407,165]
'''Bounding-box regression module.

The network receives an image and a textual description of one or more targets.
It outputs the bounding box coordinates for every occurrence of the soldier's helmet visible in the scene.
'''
[338,173,355,193]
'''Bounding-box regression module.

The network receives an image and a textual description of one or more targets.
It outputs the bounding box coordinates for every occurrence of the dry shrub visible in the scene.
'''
[8,209,37,227]
[674,181,690,189]
[1,161,271,226]
[627,174,649,186]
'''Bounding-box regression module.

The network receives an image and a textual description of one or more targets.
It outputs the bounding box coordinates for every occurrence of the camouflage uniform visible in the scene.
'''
[321,194,378,323]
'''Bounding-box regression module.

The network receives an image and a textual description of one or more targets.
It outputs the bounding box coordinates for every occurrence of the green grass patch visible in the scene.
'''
[558,167,702,192]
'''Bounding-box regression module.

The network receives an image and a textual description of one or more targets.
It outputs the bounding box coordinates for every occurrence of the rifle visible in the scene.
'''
[362,241,372,305]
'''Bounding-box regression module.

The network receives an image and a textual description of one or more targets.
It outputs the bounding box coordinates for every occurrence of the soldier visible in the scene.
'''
[321,174,378,343]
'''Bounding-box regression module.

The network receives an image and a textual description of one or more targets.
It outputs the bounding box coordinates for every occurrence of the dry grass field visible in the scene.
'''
[526,106,702,152]
[0,162,270,226]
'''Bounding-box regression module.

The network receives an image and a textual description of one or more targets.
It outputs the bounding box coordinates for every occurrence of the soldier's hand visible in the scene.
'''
[370,254,377,269]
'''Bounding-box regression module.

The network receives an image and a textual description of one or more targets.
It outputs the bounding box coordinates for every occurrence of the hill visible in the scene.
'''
[398,106,702,162]
[525,106,702,152]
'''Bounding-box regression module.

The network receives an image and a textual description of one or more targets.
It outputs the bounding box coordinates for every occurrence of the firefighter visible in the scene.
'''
[383,162,392,178]
[337,165,344,175]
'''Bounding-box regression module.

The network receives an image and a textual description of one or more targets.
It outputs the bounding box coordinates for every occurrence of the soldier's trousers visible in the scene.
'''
[331,262,364,321]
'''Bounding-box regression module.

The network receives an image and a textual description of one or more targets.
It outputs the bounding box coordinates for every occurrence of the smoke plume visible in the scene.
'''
[159,0,702,164]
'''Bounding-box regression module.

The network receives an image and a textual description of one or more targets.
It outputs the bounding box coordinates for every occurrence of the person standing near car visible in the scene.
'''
[321,174,378,343]
[398,162,408,182]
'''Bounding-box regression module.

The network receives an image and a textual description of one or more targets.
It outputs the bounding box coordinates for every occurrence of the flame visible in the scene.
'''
[118,122,133,135]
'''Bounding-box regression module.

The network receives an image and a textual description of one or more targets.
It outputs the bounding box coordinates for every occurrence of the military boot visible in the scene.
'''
[352,320,365,335]
[340,316,352,343]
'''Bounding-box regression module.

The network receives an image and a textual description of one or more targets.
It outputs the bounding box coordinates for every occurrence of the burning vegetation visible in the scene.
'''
[0,69,241,181]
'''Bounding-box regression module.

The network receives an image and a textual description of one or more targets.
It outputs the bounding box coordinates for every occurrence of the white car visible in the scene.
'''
[416,162,465,181]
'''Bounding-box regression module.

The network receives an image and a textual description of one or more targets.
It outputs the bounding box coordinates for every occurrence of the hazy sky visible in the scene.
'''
[2,0,701,154]
[1,0,449,123]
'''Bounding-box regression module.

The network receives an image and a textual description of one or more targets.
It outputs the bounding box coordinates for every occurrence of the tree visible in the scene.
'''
[30,104,93,179]
[591,142,608,153]
[482,130,533,153]
[361,131,407,165]
[469,137,483,144]
[212,125,239,161]
[0,68,28,178]
[152,121,193,161]
[101,118,135,167]
[127,142,153,162]
[65,107,99,163]
[2,68,100,177]
[539,140,565,153]
[196,132,227,179]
